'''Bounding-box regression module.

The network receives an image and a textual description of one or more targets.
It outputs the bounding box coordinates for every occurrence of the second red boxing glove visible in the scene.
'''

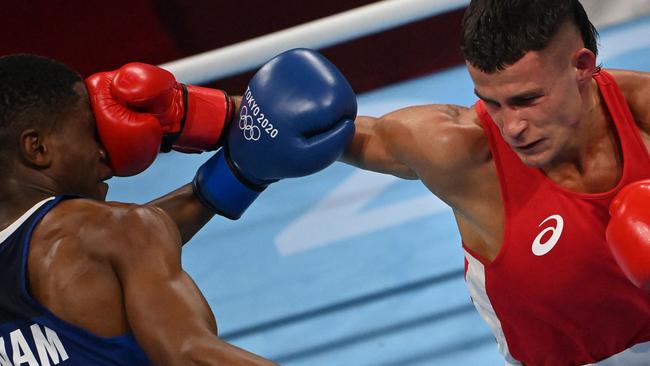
[606,179,650,289]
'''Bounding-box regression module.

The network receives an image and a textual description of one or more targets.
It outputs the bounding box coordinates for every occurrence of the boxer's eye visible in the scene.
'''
[510,94,543,107]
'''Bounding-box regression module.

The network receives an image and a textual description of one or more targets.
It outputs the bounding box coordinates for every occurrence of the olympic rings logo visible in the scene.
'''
[238,106,261,141]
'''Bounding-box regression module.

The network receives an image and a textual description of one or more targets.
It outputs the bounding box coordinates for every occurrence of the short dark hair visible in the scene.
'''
[460,0,599,73]
[0,54,82,166]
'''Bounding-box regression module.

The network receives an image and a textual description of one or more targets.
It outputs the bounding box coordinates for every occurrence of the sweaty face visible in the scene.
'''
[467,27,592,170]
[46,83,112,200]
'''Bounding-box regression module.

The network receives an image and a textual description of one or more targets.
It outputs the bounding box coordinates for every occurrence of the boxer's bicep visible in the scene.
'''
[341,104,475,184]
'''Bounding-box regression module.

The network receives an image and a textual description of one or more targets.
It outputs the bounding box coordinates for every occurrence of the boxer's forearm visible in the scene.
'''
[148,184,215,245]
[149,97,242,243]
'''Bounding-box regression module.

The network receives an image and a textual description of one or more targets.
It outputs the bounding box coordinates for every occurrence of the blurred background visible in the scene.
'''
[4,1,650,365]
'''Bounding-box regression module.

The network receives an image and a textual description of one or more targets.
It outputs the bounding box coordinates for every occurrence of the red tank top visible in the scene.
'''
[466,70,650,365]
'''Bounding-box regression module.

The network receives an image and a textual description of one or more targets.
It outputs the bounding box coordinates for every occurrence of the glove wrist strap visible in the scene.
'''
[192,149,265,220]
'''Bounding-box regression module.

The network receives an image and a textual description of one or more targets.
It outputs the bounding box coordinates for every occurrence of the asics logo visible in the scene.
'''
[531,214,564,256]
[239,106,261,141]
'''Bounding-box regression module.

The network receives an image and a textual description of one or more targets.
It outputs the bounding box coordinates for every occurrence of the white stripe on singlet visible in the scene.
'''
[464,249,522,366]
[465,249,650,366]
[0,197,55,244]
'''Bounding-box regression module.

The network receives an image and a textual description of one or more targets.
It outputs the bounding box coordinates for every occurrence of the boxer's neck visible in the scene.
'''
[0,173,59,230]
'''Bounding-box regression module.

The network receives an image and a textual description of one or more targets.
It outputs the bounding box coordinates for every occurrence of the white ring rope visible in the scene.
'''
[160,0,470,84]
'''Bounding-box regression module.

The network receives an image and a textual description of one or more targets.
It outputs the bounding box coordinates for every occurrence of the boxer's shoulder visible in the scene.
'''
[607,69,650,133]
[606,68,650,86]
[384,104,489,173]
[44,198,162,225]
[35,198,179,258]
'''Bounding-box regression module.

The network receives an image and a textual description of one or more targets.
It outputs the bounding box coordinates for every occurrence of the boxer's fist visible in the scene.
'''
[86,63,234,176]
[110,63,234,153]
[229,48,357,185]
[606,180,650,289]
[86,70,161,177]
[193,48,357,219]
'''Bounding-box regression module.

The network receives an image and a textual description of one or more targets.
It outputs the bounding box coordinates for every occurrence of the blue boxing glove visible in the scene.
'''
[193,48,357,219]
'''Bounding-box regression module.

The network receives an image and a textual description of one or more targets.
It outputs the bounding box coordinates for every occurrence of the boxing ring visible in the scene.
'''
[107,5,650,365]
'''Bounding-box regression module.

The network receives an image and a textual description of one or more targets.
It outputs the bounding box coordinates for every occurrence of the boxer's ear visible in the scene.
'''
[572,48,597,86]
[19,128,52,169]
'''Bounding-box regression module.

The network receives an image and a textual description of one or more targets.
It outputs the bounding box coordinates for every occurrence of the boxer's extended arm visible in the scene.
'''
[147,97,245,244]
[147,184,215,245]
[341,104,481,187]
[149,47,356,230]
[105,204,276,365]
[342,112,419,179]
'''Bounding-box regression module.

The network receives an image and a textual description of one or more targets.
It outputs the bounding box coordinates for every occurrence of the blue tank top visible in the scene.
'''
[0,196,153,365]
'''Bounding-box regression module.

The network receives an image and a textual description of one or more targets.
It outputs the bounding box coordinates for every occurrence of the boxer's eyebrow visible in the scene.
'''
[474,89,499,106]
[474,89,543,107]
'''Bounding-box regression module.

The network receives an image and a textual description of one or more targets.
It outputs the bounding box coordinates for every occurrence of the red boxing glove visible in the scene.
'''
[606,179,650,289]
[86,70,161,176]
[111,63,234,153]
[86,63,234,176]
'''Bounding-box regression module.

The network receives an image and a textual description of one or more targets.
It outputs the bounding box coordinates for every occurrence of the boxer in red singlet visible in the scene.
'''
[342,1,650,364]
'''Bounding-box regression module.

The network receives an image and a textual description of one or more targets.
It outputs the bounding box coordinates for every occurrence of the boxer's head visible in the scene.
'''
[460,0,598,73]
[461,0,600,169]
[0,54,111,199]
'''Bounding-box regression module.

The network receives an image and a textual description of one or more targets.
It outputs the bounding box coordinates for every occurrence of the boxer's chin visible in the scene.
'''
[95,181,109,201]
